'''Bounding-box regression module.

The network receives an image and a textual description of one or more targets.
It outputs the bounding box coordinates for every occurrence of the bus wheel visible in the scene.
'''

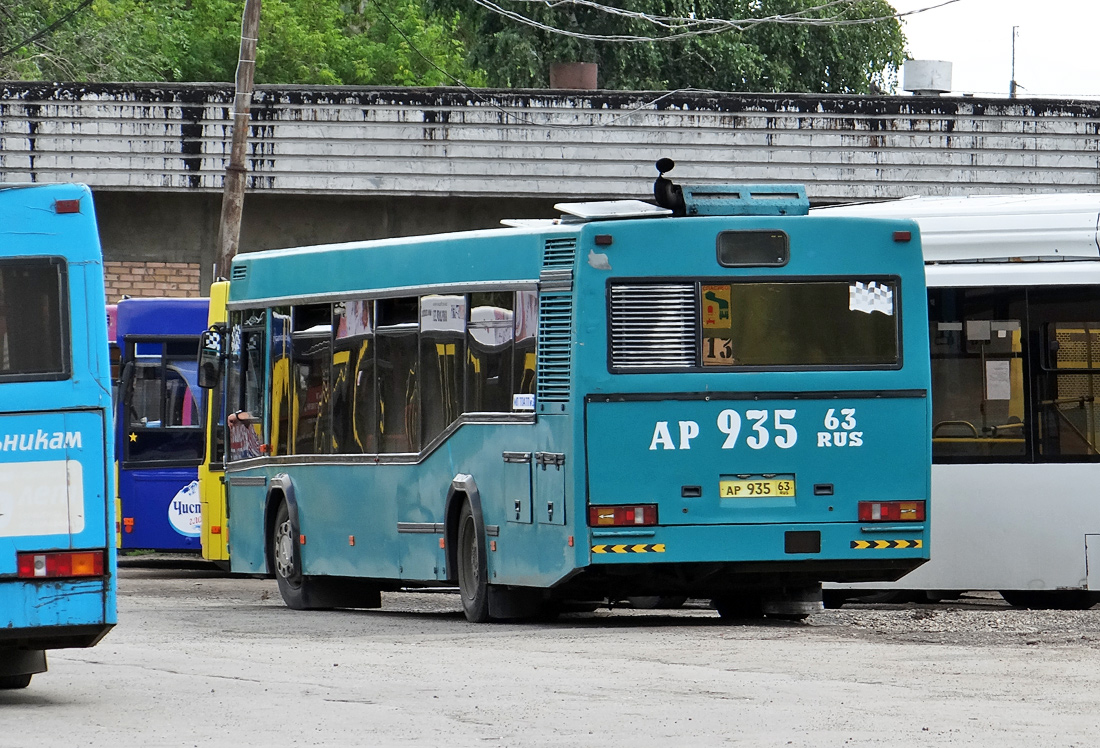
[457,503,490,623]
[712,595,765,620]
[271,501,311,610]
[0,674,32,689]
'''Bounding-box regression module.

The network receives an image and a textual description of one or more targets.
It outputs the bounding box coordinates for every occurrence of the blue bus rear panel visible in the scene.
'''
[0,183,116,661]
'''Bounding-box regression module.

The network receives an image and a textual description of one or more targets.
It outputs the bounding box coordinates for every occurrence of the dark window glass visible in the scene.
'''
[290,305,332,455]
[334,300,378,454]
[701,280,899,367]
[1038,322,1100,458]
[1029,287,1100,462]
[514,290,538,399]
[269,307,292,456]
[122,340,205,465]
[420,295,465,444]
[377,298,419,453]
[0,257,68,379]
[929,288,1027,462]
[467,292,514,412]
[716,230,789,267]
[226,310,266,462]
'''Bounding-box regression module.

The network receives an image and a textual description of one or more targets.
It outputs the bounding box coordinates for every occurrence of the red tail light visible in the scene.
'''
[858,501,925,522]
[588,504,658,527]
[17,550,106,579]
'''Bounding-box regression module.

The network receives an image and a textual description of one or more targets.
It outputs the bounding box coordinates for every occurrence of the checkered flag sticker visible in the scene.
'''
[849,281,894,316]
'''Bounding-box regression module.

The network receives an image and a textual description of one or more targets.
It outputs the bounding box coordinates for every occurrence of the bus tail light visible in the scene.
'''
[858,501,925,522]
[17,550,106,579]
[588,504,658,527]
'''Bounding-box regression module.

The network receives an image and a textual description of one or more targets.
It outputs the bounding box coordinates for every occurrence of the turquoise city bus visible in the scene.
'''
[0,184,116,687]
[200,165,932,622]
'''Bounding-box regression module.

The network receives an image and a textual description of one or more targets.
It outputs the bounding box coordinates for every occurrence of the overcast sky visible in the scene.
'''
[889,0,1100,98]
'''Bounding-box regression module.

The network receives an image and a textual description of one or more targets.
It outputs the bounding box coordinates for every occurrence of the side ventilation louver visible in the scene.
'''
[230,264,248,281]
[609,284,697,369]
[536,238,576,403]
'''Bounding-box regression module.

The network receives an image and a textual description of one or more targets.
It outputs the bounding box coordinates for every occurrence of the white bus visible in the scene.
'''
[819,194,1100,609]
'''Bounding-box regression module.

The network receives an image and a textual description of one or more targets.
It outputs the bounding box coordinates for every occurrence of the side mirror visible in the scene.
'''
[197,325,225,389]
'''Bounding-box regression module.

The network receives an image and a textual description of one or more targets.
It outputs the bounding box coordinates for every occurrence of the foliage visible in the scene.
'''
[432,0,907,93]
[0,0,485,86]
[0,0,179,81]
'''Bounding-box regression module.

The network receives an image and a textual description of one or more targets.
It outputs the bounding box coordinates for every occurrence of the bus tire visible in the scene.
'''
[270,501,328,610]
[457,502,490,623]
[0,674,32,689]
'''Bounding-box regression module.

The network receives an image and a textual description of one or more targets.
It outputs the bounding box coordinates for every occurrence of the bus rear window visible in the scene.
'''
[0,258,68,380]
[702,280,898,367]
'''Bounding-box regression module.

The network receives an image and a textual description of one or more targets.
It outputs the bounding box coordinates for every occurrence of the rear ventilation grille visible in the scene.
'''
[230,264,248,281]
[536,239,576,403]
[543,237,577,267]
[609,284,697,369]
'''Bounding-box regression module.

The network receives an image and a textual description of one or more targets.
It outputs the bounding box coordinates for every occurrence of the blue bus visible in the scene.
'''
[0,184,116,688]
[199,163,932,621]
[116,297,209,552]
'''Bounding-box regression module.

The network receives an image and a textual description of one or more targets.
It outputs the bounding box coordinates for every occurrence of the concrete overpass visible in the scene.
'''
[2,81,1099,296]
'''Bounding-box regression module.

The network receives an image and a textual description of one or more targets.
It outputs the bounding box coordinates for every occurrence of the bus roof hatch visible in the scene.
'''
[679,184,809,217]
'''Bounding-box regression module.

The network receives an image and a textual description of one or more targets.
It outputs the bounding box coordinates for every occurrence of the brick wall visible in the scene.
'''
[104,261,201,301]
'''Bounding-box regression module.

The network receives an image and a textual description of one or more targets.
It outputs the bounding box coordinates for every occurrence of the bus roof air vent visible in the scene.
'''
[653,158,810,217]
[680,184,810,217]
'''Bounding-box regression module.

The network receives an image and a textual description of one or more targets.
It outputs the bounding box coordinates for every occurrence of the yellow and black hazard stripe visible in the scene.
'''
[591,544,666,554]
[851,539,923,550]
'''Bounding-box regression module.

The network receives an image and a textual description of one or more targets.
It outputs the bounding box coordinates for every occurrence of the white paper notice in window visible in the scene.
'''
[986,360,1012,401]
[849,281,894,316]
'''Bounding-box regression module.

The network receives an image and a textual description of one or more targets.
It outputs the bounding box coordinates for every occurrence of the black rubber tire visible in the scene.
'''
[271,501,313,610]
[712,595,765,620]
[0,674,32,689]
[1000,590,1099,610]
[457,502,490,623]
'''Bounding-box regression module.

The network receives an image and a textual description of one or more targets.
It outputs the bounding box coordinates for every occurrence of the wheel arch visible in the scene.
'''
[444,473,484,583]
[263,473,299,576]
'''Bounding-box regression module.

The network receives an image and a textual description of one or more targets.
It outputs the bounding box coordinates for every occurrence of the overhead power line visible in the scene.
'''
[0,0,95,61]
[468,0,960,43]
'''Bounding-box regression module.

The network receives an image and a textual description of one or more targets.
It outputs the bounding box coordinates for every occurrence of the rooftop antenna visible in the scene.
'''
[1009,26,1019,98]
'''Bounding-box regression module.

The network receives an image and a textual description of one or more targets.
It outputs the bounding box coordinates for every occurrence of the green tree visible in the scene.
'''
[434,0,907,93]
[0,0,178,81]
[0,0,485,86]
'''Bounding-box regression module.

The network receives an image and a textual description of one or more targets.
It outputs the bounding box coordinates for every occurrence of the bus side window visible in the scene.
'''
[929,287,1027,461]
[290,303,333,455]
[334,300,378,454]
[377,297,420,454]
[467,292,515,413]
[269,307,292,456]
[420,295,466,445]
[514,290,538,397]
[227,310,267,462]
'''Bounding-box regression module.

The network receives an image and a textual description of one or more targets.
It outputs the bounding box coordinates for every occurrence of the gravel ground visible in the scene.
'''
[6,567,1098,747]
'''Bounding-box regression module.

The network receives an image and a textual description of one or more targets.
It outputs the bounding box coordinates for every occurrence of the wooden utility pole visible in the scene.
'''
[215,0,262,279]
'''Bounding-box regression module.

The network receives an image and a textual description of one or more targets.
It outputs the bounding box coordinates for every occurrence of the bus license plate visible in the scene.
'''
[719,476,795,498]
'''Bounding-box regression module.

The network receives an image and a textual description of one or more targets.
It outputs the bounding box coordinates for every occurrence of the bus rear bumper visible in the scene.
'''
[0,579,116,650]
[582,521,928,590]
